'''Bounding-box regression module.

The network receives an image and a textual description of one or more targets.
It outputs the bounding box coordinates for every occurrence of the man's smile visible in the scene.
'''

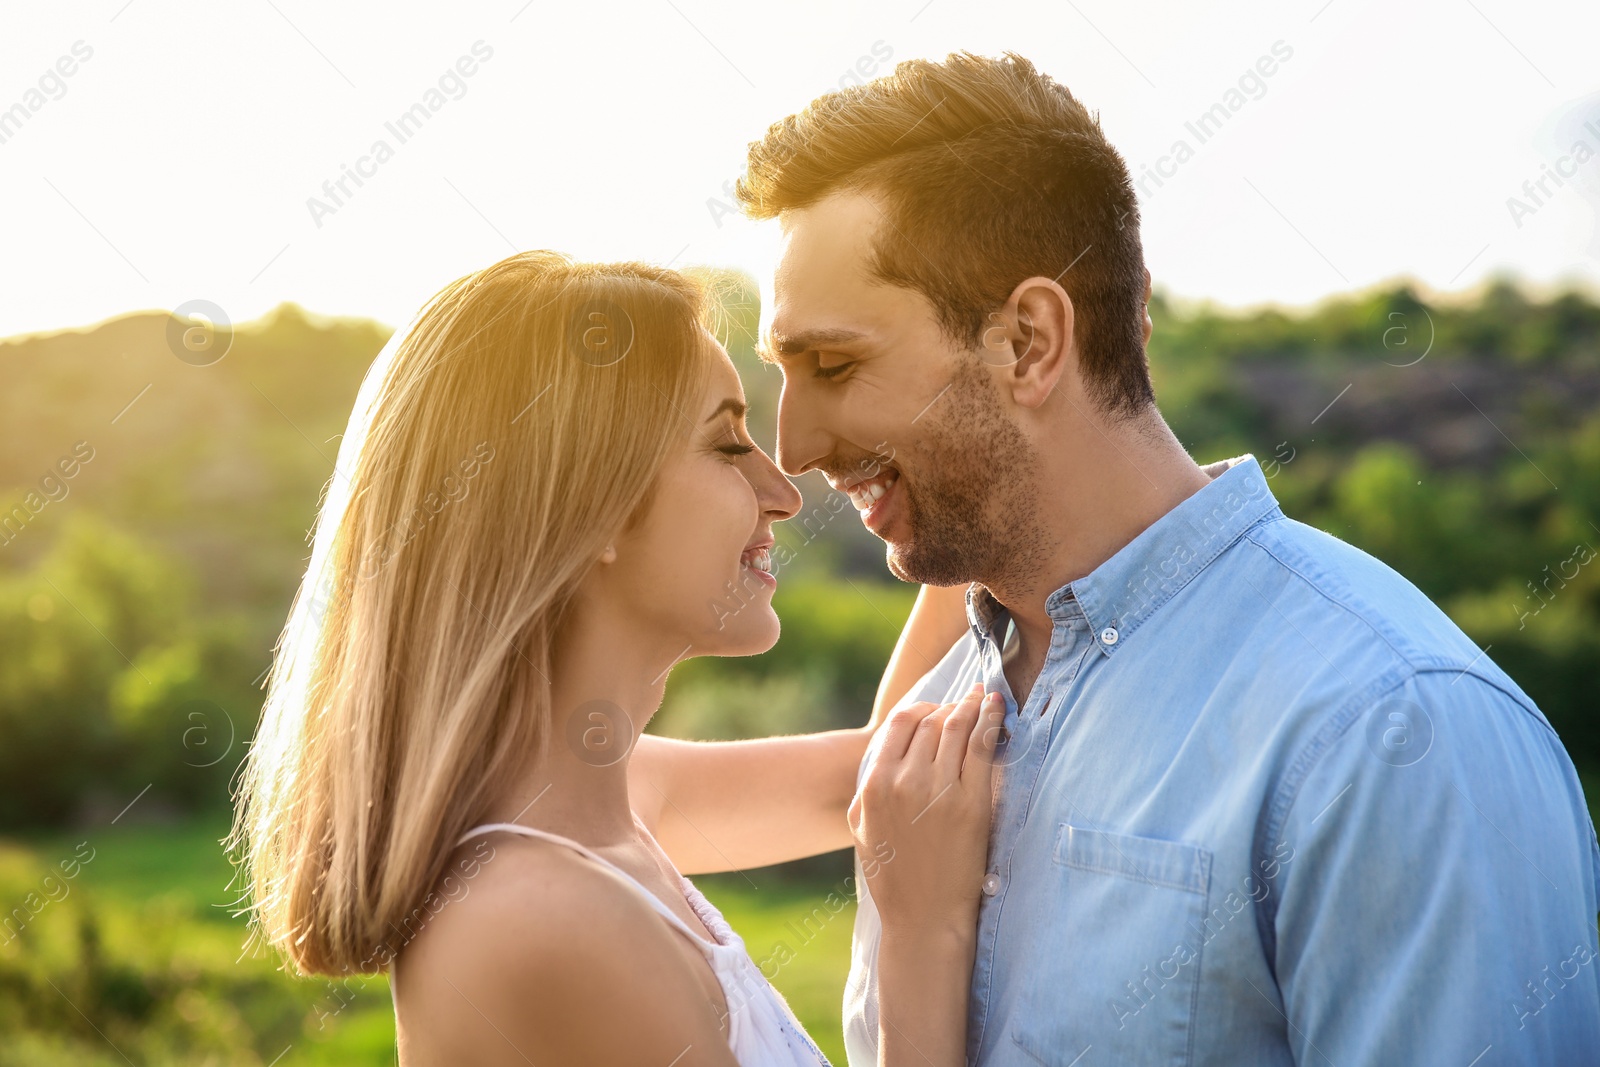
[830,467,903,535]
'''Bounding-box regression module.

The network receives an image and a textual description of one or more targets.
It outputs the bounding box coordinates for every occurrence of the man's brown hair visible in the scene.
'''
[737,51,1154,416]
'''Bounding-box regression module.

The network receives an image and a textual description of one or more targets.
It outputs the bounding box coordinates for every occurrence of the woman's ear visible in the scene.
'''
[600,544,617,564]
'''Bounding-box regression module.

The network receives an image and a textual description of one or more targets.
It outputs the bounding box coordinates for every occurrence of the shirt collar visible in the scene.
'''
[1071,454,1279,655]
[963,454,1281,656]
[965,580,1007,639]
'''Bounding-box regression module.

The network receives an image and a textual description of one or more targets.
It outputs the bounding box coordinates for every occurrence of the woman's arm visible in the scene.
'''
[630,728,869,873]
[850,685,1002,1066]
[631,583,972,874]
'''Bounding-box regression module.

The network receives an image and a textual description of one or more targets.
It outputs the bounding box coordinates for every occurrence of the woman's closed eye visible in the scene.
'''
[717,442,757,461]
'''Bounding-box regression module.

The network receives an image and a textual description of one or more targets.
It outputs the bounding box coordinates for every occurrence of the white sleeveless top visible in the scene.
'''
[456,821,833,1067]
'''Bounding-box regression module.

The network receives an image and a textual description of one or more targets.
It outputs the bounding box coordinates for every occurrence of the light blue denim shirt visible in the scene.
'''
[843,454,1600,1066]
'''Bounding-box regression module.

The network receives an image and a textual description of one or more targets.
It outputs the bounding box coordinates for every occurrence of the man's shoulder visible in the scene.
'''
[1227,514,1524,694]
[1213,516,1562,794]
[904,628,985,705]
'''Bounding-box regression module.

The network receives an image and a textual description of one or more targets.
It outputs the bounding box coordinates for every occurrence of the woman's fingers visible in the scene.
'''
[907,683,981,768]
[904,693,961,766]
[967,691,1005,774]
[933,685,987,781]
[960,693,1005,815]
[874,701,942,763]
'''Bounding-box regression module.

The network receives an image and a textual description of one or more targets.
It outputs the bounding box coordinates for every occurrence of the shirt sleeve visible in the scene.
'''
[1268,670,1600,1065]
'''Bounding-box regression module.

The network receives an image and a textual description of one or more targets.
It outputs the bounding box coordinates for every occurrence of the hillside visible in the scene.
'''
[0,274,1596,828]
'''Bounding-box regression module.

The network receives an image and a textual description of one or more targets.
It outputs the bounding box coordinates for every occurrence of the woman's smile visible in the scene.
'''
[740,542,776,586]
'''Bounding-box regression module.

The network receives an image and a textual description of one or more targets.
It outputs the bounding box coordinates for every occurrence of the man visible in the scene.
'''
[737,52,1600,1065]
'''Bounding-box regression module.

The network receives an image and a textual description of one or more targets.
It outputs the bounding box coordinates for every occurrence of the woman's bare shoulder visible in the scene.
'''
[395,833,668,989]
[393,834,735,1066]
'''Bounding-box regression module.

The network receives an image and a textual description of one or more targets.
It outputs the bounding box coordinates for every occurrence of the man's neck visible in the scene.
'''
[988,406,1214,706]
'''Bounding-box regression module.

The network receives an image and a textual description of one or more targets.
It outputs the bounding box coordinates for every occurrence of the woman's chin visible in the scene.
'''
[704,612,781,658]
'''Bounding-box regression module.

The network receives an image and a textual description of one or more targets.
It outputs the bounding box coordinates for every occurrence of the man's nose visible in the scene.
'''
[774,377,828,478]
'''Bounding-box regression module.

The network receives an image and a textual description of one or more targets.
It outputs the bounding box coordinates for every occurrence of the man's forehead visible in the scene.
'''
[761,273,943,364]
[760,192,918,358]
[764,243,877,358]
[774,192,884,272]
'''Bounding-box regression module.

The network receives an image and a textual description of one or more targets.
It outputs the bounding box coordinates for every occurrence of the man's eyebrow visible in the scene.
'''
[760,327,868,363]
[704,397,747,424]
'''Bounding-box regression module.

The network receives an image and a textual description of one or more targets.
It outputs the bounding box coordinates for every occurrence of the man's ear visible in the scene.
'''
[987,276,1076,410]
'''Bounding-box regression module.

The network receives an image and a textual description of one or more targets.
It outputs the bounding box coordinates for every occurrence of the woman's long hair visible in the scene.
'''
[227,252,712,977]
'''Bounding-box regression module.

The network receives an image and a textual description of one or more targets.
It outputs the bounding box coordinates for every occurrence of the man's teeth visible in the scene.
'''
[845,472,898,512]
[743,547,773,573]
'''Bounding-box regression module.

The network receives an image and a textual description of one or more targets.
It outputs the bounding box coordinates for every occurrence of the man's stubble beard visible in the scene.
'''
[887,357,1054,598]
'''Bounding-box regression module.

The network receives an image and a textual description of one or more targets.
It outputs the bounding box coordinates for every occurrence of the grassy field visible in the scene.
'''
[5,769,1597,1066]
[0,817,855,1066]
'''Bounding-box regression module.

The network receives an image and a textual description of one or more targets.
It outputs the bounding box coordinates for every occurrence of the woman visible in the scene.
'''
[228,251,1000,1065]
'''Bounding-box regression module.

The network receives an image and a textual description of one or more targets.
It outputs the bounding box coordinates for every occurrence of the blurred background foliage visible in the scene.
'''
[0,272,1596,1062]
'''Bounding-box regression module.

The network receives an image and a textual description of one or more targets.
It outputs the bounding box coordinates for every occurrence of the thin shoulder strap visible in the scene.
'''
[457,822,715,953]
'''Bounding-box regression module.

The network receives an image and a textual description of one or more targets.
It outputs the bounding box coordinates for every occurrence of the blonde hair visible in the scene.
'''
[228,251,712,977]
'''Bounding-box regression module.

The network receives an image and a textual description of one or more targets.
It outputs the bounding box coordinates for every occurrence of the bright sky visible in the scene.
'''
[2,0,1596,341]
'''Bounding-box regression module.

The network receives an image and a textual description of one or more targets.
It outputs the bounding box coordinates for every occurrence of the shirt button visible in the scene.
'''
[981,872,1001,897]
[1100,625,1120,646]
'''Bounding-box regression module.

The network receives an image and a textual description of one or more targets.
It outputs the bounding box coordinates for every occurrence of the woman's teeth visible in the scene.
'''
[742,547,773,573]
[845,471,898,513]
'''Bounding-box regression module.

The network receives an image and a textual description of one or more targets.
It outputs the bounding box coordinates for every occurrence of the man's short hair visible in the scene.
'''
[737,51,1154,416]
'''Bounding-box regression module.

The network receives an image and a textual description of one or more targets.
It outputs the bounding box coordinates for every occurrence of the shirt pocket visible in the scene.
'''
[1009,823,1213,1067]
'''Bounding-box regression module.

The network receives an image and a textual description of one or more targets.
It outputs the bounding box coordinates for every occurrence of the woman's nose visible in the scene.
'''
[753,447,803,521]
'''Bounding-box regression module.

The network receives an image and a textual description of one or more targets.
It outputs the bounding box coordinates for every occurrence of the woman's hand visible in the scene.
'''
[848,683,1004,1067]
[850,683,1002,932]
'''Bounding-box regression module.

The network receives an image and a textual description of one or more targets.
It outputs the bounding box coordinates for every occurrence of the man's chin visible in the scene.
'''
[885,554,914,584]
[884,541,929,585]
[884,536,982,588]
